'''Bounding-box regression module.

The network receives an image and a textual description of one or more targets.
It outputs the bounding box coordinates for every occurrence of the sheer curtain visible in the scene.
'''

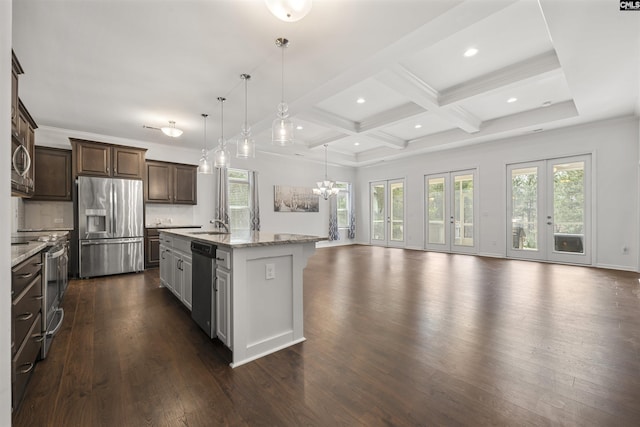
[215,167,229,225]
[348,183,356,239]
[328,196,339,241]
[249,170,260,231]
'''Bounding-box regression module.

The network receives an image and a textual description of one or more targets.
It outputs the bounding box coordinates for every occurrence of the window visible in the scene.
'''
[228,168,250,231]
[335,181,350,228]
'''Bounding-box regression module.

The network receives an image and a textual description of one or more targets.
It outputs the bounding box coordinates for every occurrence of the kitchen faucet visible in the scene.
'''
[210,219,230,233]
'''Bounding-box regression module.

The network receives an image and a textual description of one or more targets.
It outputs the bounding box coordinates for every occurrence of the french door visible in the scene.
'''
[507,155,591,265]
[425,169,477,254]
[370,179,405,247]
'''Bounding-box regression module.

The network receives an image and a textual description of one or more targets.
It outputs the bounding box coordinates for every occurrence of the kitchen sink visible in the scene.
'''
[188,231,229,236]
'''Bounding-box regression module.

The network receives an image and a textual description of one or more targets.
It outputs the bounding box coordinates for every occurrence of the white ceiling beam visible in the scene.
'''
[355,100,579,165]
[297,108,359,133]
[439,51,563,106]
[359,102,426,133]
[305,133,348,149]
[376,65,482,133]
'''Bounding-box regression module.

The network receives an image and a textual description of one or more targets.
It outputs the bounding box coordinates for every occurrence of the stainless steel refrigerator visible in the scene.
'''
[78,176,144,278]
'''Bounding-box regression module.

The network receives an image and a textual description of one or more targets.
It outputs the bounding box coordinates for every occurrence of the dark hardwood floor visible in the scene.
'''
[13,245,640,426]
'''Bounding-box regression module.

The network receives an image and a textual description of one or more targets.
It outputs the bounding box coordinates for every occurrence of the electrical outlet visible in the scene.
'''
[265,263,275,280]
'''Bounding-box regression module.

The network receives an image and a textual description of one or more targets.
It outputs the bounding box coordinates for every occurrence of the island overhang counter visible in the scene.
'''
[158,228,326,367]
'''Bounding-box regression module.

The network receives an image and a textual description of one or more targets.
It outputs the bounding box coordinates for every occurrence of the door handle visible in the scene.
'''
[547,222,553,225]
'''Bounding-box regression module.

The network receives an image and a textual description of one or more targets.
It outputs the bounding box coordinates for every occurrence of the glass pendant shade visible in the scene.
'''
[237,74,256,158]
[197,113,213,174]
[213,142,229,168]
[272,38,294,146]
[237,132,255,158]
[265,0,312,22]
[214,97,229,168]
[161,121,183,137]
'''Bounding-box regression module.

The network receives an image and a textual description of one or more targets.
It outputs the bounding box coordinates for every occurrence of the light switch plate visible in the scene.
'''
[265,263,275,280]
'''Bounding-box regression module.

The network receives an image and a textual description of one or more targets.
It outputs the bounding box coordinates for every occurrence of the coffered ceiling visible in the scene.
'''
[12,0,640,167]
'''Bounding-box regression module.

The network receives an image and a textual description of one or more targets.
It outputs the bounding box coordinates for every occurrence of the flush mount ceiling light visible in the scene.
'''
[161,121,183,137]
[213,97,230,168]
[198,113,212,175]
[237,74,256,159]
[356,97,366,104]
[464,47,478,57]
[265,0,312,22]
[272,37,294,146]
[312,144,340,200]
[507,97,518,103]
[143,121,183,138]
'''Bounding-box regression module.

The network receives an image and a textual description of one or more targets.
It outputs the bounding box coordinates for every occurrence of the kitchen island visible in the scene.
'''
[159,228,325,367]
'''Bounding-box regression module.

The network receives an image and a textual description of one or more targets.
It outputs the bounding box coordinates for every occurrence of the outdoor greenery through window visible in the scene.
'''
[335,182,350,228]
[228,168,250,231]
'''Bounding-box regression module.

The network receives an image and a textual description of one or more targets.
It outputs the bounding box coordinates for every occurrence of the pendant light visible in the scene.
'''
[313,144,339,200]
[265,0,312,22]
[197,113,212,174]
[161,121,183,137]
[236,74,255,158]
[213,97,230,168]
[272,38,294,146]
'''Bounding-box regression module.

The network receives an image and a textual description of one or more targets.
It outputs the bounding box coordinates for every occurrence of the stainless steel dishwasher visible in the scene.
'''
[190,241,216,338]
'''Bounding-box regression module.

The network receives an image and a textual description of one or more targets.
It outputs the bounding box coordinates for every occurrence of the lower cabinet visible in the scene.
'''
[215,248,232,347]
[159,234,192,310]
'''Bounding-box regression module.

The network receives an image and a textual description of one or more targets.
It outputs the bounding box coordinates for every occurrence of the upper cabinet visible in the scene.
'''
[145,160,197,205]
[11,51,23,135]
[70,138,146,180]
[10,51,37,198]
[32,147,72,201]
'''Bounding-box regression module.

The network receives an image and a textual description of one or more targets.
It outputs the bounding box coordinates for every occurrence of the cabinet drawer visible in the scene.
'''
[159,234,173,246]
[12,275,43,354]
[12,253,43,298]
[12,312,42,411]
[173,237,191,254]
[215,249,231,270]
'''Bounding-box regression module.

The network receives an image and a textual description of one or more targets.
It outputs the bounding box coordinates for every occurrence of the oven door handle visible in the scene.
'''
[46,308,65,337]
[48,247,66,259]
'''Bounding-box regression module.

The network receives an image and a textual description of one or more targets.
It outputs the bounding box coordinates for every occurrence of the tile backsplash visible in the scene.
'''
[22,200,74,230]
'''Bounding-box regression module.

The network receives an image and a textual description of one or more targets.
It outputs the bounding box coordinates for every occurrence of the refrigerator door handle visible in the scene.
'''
[81,237,144,246]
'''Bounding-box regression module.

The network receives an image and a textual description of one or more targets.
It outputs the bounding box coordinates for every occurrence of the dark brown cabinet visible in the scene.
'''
[71,138,146,180]
[145,160,197,205]
[11,252,43,411]
[11,51,23,135]
[32,147,72,201]
[144,228,160,268]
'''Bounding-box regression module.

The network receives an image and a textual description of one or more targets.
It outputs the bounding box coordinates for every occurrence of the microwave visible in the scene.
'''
[11,132,33,191]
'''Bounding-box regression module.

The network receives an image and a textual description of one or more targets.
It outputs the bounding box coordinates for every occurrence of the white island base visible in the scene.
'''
[229,242,317,367]
[159,229,323,368]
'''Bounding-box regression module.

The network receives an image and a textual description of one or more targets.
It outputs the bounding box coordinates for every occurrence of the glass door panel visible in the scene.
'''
[548,157,590,264]
[370,182,387,245]
[370,179,405,247]
[425,170,477,254]
[427,177,446,245]
[507,156,590,265]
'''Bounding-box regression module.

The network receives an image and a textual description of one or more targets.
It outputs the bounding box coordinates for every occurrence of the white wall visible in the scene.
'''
[356,116,640,271]
[34,126,358,244]
[1,0,13,423]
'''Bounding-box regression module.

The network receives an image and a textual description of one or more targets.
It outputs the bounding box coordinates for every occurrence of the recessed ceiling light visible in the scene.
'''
[532,128,544,133]
[354,142,360,146]
[507,97,517,103]
[296,125,304,130]
[542,101,552,107]
[464,47,478,57]
[414,124,422,129]
[356,97,366,104]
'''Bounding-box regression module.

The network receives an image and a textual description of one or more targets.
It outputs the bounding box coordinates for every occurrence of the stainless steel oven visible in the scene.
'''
[42,240,68,358]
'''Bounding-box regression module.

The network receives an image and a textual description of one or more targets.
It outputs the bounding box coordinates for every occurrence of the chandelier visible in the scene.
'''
[313,144,339,200]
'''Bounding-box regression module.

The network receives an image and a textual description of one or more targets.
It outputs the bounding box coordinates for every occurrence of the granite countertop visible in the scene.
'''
[160,227,327,249]
[17,227,74,232]
[12,241,48,267]
[145,224,202,229]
